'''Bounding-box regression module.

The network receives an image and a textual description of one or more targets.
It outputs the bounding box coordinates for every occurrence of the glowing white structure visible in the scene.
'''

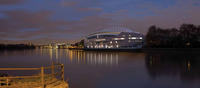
[84,26,144,49]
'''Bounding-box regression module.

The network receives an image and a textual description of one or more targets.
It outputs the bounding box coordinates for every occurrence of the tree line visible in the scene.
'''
[0,44,35,50]
[145,24,200,48]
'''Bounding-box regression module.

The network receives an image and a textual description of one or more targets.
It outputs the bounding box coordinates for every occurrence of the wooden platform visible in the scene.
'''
[0,64,69,88]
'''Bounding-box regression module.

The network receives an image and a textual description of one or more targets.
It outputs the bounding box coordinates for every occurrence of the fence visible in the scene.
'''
[0,64,65,88]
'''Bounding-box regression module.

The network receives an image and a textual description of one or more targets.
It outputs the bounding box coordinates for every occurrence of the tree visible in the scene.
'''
[145,24,200,48]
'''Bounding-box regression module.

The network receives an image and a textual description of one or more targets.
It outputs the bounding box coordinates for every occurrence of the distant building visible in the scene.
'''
[39,43,70,49]
[84,26,144,49]
[49,43,58,49]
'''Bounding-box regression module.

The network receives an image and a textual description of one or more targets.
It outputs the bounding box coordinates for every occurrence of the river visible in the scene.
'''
[0,49,200,88]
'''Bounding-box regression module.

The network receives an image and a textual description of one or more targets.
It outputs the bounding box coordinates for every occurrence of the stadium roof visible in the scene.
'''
[87,26,139,37]
[97,26,133,33]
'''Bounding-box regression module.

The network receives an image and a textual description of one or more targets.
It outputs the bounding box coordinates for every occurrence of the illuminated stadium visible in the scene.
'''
[84,26,144,49]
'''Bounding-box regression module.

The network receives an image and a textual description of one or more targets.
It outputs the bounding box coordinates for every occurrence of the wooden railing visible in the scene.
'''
[0,64,65,88]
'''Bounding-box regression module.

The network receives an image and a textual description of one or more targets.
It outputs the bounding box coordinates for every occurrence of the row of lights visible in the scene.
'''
[113,37,143,40]
[87,44,119,48]
[128,37,143,40]
[93,37,142,42]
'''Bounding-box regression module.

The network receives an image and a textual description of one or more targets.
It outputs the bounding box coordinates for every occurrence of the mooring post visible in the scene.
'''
[41,66,45,88]
[6,78,9,86]
[51,62,55,77]
[61,64,64,81]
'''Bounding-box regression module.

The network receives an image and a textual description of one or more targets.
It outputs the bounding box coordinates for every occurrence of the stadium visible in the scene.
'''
[84,26,144,49]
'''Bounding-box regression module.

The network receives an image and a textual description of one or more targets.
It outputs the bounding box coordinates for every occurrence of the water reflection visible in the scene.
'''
[38,49,119,66]
[66,50,119,66]
[2,49,200,88]
[145,52,200,82]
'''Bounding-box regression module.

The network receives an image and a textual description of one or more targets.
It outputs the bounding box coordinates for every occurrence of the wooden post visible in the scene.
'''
[41,66,45,88]
[51,63,55,77]
[6,78,9,86]
[61,64,64,81]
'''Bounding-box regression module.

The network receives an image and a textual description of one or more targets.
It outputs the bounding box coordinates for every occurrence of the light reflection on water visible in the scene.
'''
[145,52,200,84]
[45,49,119,66]
[1,49,200,88]
[67,50,118,65]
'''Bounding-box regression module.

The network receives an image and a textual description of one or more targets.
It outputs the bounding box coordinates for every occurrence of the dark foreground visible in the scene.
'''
[0,49,200,88]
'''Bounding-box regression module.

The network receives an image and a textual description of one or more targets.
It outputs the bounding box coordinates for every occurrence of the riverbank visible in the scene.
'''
[0,44,35,50]
[143,48,200,52]
[68,47,200,52]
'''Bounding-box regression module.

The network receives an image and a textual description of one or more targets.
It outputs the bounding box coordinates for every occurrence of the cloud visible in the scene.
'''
[0,10,52,33]
[115,0,200,34]
[0,9,112,44]
[0,10,73,40]
[1,0,200,44]
[61,15,113,36]
[0,0,24,5]
[144,0,200,27]
[77,8,102,12]
[60,0,78,7]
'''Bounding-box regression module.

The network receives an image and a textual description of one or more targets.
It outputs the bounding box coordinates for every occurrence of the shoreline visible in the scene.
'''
[1,48,200,52]
[68,47,200,52]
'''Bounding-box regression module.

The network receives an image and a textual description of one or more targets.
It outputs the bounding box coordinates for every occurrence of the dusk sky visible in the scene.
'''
[0,0,200,44]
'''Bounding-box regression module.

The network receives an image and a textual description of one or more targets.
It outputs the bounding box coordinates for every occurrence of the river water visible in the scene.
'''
[0,49,200,88]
